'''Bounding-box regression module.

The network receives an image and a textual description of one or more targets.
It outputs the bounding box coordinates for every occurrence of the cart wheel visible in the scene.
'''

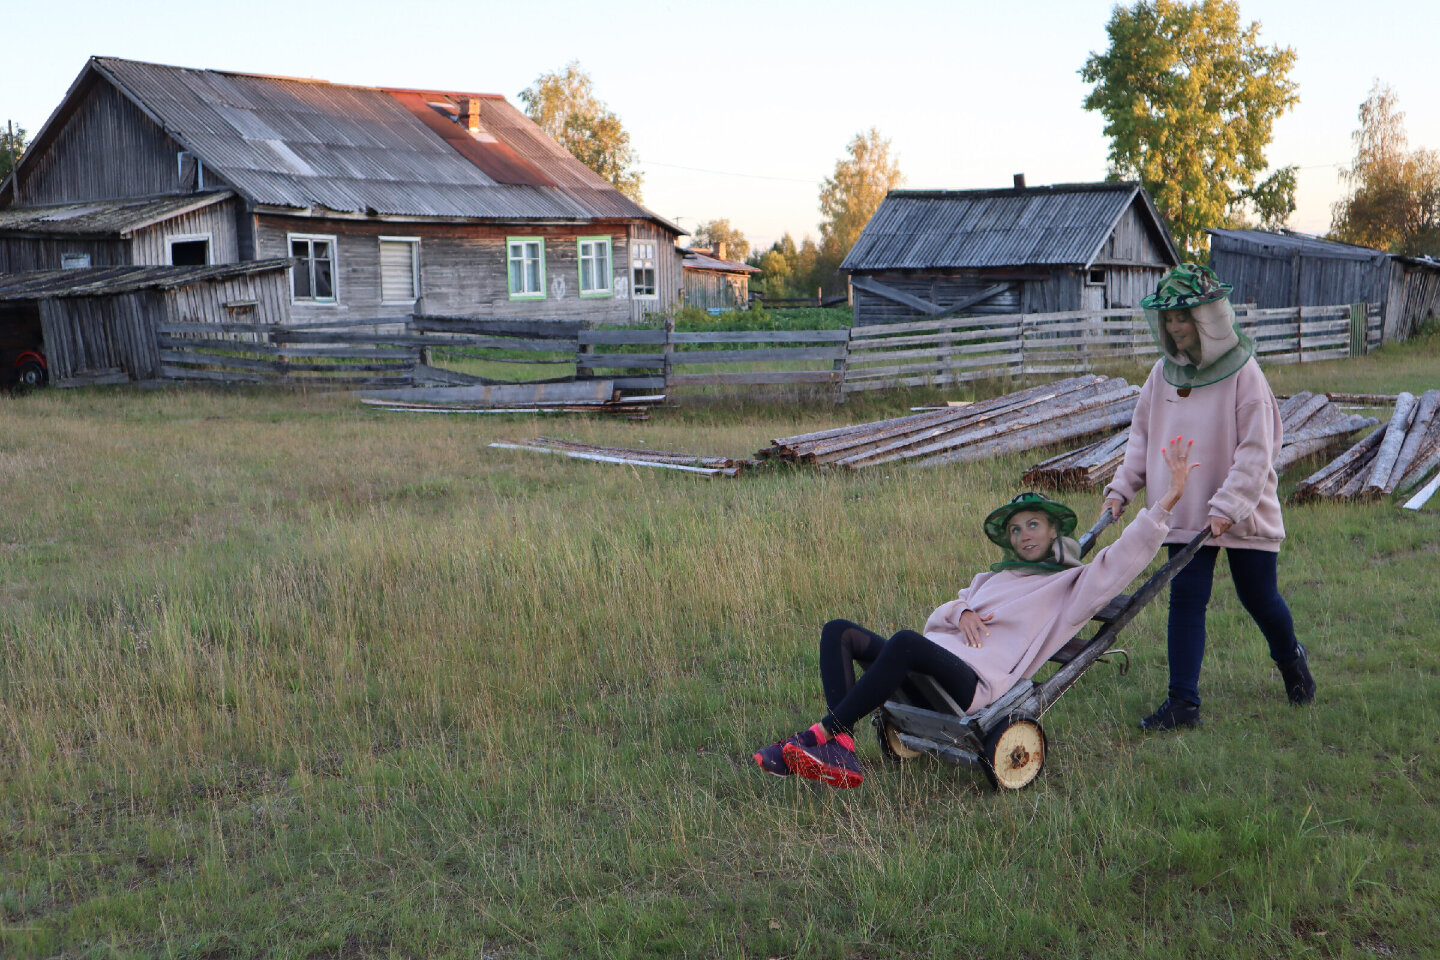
[982,716,1046,791]
[15,361,46,390]
[874,710,920,761]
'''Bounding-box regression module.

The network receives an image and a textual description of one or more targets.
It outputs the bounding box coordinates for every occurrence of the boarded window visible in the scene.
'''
[380,238,419,302]
[61,252,91,269]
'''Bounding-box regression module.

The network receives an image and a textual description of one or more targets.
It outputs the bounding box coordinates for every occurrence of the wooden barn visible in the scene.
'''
[0,260,291,386]
[0,56,684,327]
[682,246,757,311]
[841,180,1180,325]
[1207,228,1440,342]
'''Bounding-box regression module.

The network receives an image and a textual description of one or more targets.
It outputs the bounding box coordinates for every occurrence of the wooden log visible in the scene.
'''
[1401,469,1440,511]
[1394,422,1440,493]
[1383,390,1440,494]
[1282,393,1331,434]
[1362,393,1419,497]
[1292,425,1387,501]
[913,400,1138,469]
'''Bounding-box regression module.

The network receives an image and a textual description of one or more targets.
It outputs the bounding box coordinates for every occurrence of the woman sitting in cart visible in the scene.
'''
[754,436,1199,789]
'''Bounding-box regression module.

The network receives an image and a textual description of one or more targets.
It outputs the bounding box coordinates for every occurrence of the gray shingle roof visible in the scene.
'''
[0,191,232,237]
[84,57,670,227]
[0,260,291,300]
[841,182,1175,271]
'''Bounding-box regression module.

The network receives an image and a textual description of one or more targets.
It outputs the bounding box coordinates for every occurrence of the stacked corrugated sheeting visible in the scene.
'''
[1294,390,1440,503]
[756,376,1139,470]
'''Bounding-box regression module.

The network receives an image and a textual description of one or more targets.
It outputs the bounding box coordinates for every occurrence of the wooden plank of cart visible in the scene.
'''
[874,513,1211,790]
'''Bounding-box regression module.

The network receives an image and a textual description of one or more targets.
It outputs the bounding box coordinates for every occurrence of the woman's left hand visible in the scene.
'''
[1208,515,1233,537]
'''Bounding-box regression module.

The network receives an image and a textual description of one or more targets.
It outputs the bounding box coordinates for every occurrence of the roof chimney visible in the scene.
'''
[1013,173,1027,189]
[465,98,482,134]
[716,241,727,261]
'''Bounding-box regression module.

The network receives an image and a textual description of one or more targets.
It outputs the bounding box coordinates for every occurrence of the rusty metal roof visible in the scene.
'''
[0,191,233,237]
[841,182,1178,271]
[0,259,291,300]
[78,57,672,229]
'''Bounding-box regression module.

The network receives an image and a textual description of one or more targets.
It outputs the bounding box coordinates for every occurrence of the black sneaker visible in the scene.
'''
[1277,644,1316,706]
[1139,697,1201,731]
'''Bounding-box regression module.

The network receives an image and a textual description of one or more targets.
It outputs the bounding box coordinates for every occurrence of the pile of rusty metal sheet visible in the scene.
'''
[360,380,665,418]
[756,375,1140,470]
[488,437,756,478]
[1022,390,1380,490]
[1022,432,1129,489]
[1294,389,1440,503]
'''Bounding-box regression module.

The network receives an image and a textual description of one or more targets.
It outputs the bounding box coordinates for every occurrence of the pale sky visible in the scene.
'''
[3,0,1438,252]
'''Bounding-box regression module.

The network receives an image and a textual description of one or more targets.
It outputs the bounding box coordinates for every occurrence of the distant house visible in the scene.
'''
[682,245,757,311]
[1207,228,1440,342]
[0,56,684,326]
[841,180,1180,325]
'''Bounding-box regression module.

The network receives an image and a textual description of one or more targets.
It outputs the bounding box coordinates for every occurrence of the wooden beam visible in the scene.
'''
[850,276,941,316]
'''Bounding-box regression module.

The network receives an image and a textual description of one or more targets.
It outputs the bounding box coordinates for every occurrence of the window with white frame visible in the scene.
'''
[578,236,612,297]
[507,237,545,298]
[379,237,420,303]
[289,234,338,303]
[632,241,657,298]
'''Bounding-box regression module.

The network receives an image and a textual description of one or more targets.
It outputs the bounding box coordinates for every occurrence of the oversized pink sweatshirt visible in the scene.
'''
[922,505,1173,712]
[1103,357,1285,551]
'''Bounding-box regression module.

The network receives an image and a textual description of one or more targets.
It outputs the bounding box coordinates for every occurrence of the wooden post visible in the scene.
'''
[662,314,675,392]
[577,325,594,379]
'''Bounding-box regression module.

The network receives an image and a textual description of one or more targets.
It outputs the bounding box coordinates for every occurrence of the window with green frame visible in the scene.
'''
[507,237,545,299]
[578,236,612,297]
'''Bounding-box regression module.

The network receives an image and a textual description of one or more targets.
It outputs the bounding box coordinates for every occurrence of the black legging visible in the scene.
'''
[818,619,979,735]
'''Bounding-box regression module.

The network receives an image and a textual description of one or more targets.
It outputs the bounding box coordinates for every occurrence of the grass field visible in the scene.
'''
[1,330,1438,959]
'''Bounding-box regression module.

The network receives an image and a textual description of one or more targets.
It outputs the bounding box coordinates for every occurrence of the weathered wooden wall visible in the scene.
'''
[131,198,242,264]
[1210,238,1391,309]
[254,215,673,325]
[159,272,291,328]
[14,79,205,205]
[1093,204,1172,266]
[683,269,749,311]
[38,291,160,381]
[628,221,683,322]
[0,236,130,272]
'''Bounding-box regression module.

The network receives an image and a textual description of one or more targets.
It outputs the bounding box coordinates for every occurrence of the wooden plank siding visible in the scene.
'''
[14,78,199,205]
[130,198,242,265]
[628,221,683,322]
[254,215,674,326]
[0,236,130,272]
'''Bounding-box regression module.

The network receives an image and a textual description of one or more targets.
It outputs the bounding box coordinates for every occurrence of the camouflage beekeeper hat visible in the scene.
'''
[983,492,1078,550]
[1139,262,1234,311]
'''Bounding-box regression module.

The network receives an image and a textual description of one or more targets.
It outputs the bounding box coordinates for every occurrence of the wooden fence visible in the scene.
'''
[150,302,1383,397]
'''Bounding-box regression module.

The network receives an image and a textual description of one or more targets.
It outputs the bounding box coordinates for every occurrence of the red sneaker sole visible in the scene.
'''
[782,743,863,789]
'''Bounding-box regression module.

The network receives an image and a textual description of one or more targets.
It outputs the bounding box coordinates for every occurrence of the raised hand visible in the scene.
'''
[1157,435,1200,512]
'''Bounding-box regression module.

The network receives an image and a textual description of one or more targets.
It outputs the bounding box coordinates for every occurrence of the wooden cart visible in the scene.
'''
[874,515,1211,790]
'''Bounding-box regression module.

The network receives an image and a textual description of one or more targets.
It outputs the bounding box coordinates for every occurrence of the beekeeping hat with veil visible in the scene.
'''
[1140,262,1255,389]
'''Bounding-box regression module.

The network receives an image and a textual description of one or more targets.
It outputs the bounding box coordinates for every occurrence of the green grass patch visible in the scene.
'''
[1,348,1437,958]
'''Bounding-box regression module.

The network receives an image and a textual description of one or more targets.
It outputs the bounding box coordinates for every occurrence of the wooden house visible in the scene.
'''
[1207,228,1440,342]
[682,246,757,311]
[0,56,684,327]
[841,180,1180,325]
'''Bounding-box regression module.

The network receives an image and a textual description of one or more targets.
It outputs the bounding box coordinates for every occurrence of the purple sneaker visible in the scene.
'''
[783,732,864,789]
[753,730,817,777]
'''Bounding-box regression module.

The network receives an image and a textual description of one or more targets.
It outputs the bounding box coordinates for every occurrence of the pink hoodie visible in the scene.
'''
[923,505,1173,712]
[1103,357,1285,551]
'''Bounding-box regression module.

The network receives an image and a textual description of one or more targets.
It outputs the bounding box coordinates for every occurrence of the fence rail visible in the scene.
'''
[149,303,1384,398]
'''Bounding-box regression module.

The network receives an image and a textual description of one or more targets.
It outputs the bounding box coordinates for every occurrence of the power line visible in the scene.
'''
[640,159,820,184]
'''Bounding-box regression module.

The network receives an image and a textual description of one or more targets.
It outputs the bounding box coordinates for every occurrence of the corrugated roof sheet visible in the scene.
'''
[1206,228,1388,263]
[88,57,670,227]
[841,183,1162,271]
[683,251,758,273]
[0,192,233,237]
[0,259,291,300]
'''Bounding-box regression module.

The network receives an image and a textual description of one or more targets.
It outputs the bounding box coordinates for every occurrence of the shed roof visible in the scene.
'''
[1206,228,1388,263]
[9,57,677,231]
[0,259,291,300]
[0,191,233,237]
[683,250,758,274]
[840,182,1178,271]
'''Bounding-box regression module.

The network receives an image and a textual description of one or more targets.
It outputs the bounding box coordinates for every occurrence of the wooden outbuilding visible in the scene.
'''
[1207,228,1440,342]
[0,260,290,386]
[682,246,757,311]
[840,180,1180,325]
[0,57,684,327]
